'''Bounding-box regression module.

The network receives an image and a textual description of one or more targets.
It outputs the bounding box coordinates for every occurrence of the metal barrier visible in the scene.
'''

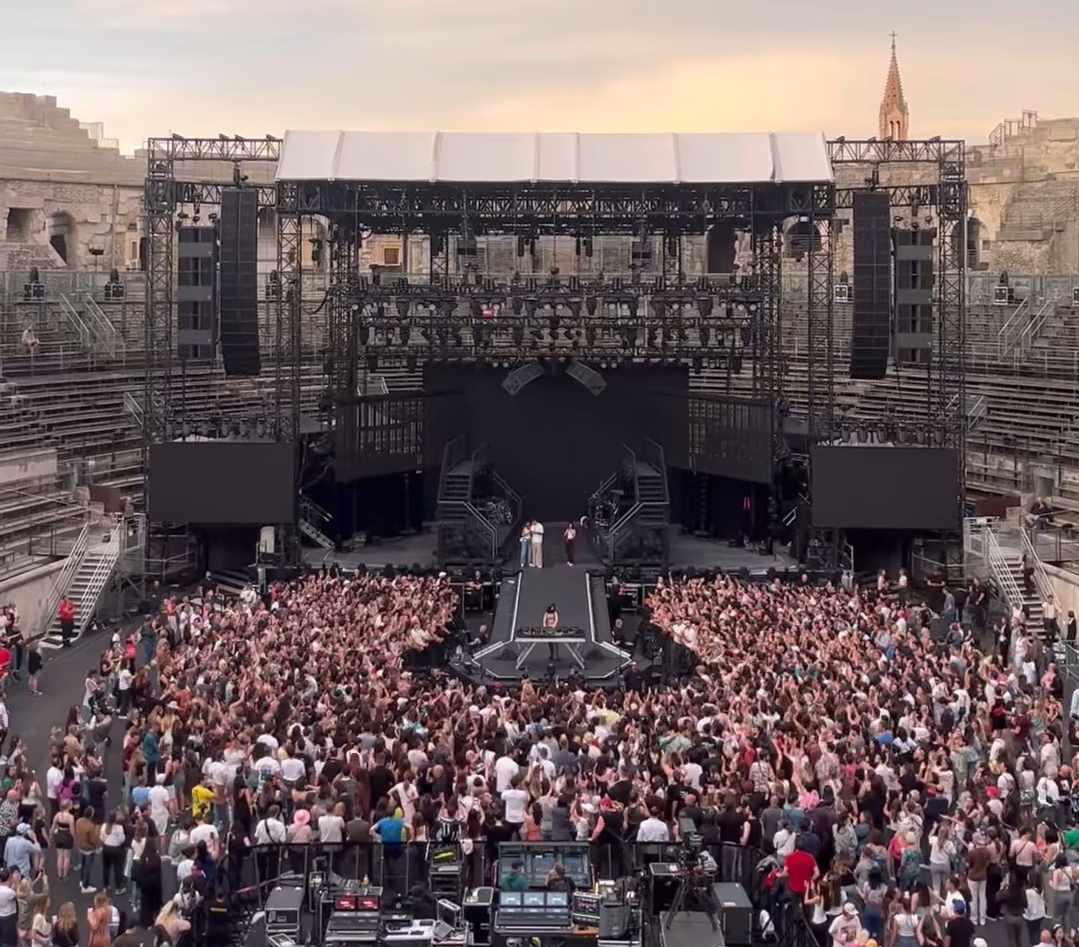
[220,839,767,908]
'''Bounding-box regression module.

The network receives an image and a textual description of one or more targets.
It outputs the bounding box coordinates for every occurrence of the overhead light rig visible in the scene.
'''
[330,272,761,365]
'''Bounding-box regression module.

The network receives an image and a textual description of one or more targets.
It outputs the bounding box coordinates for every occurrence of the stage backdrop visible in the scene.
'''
[149,442,296,524]
[426,364,686,521]
[811,445,959,530]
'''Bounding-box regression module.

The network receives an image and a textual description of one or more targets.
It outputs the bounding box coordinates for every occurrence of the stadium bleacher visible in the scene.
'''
[4,277,1079,576]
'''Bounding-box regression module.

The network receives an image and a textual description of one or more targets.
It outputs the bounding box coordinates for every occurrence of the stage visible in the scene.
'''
[300,523,797,574]
[468,564,630,683]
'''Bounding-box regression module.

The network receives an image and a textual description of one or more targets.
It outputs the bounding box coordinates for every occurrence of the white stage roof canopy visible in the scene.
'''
[275,131,833,185]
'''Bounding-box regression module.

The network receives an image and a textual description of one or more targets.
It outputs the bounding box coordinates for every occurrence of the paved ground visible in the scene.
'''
[9,626,170,940]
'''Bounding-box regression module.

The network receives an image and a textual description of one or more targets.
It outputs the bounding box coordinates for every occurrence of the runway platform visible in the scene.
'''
[471,564,630,682]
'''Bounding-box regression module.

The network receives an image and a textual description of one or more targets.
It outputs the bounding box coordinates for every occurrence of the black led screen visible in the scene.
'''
[425,365,686,521]
[149,442,295,524]
[811,445,959,530]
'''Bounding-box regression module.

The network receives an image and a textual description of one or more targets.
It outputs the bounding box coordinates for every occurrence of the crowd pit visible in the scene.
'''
[0,567,1071,947]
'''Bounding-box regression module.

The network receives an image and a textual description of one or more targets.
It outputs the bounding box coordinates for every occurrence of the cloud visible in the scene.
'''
[7,0,1079,152]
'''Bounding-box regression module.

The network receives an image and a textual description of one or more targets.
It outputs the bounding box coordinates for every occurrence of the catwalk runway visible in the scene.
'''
[472,564,629,681]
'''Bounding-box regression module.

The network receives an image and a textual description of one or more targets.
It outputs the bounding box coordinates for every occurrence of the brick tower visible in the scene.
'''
[879,33,909,141]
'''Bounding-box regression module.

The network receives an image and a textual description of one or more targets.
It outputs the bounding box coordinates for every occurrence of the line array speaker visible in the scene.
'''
[218,188,260,376]
[850,191,891,380]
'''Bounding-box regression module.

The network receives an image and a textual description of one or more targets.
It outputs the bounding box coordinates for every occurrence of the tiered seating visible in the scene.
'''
[0,472,86,569]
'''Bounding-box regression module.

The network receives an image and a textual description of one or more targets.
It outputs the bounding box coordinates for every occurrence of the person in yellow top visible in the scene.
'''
[190,780,215,823]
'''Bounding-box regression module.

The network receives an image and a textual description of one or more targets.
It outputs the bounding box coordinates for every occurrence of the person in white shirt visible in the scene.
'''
[280,753,306,789]
[502,779,530,837]
[148,775,172,836]
[318,803,346,844]
[45,760,64,821]
[635,808,670,843]
[190,815,220,859]
[531,521,545,568]
[494,754,519,793]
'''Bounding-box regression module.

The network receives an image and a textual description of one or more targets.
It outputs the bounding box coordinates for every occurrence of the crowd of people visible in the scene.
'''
[5,563,1078,947]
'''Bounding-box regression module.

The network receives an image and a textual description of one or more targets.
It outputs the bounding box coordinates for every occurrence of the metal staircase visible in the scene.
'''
[39,522,120,649]
[298,497,335,550]
[435,437,522,565]
[593,440,670,567]
[965,518,1047,640]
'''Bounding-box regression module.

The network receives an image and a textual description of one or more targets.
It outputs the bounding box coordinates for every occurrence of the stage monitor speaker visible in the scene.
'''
[850,191,891,380]
[219,188,260,376]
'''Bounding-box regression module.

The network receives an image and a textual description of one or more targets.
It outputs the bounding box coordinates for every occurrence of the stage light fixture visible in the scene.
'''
[511,296,524,316]
[359,325,370,346]
[697,297,713,318]
[585,296,598,317]
[395,299,410,318]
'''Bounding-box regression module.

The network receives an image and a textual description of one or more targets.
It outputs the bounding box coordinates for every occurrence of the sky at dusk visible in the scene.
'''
[3,0,1077,153]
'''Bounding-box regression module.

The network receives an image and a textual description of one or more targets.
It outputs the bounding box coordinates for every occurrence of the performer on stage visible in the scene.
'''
[531,519,545,568]
[543,602,559,662]
[519,522,532,569]
[563,522,577,566]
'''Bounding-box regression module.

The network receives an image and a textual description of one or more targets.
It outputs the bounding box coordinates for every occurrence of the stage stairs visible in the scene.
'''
[436,436,522,566]
[39,520,121,649]
[965,518,1046,641]
[589,439,670,569]
[298,496,335,550]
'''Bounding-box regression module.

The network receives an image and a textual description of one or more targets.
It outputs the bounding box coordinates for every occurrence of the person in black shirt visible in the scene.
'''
[944,902,975,947]
[546,862,576,896]
[369,753,394,811]
[716,796,744,844]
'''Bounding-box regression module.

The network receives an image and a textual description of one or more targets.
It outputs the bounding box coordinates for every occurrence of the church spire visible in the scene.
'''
[879,32,910,141]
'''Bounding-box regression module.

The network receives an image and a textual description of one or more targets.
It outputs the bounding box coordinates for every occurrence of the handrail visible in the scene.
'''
[997,297,1030,358]
[81,293,125,359]
[1020,526,1054,603]
[299,494,333,525]
[77,549,117,635]
[56,293,92,352]
[36,520,90,639]
[122,389,143,427]
[985,524,1025,613]
[1021,298,1053,354]
[462,501,498,561]
[490,470,522,528]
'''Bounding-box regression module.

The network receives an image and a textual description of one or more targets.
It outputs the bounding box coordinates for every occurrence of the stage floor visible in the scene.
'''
[302,523,796,574]
[470,564,630,682]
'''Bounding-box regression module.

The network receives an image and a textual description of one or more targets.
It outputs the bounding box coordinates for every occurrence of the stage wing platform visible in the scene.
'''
[471,565,629,682]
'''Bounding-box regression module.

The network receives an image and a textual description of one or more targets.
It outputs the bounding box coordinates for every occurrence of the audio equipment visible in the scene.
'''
[218,187,260,375]
[851,191,891,379]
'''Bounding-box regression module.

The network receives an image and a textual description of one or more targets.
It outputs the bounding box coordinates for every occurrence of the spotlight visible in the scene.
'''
[585,296,598,317]
[395,299,410,318]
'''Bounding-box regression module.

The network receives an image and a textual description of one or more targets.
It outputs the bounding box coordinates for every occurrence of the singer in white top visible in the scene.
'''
[530,520,544,568]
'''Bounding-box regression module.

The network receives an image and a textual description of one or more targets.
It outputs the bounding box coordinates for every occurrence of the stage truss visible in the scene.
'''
[143,135,968,532]
[829,138,968,504]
